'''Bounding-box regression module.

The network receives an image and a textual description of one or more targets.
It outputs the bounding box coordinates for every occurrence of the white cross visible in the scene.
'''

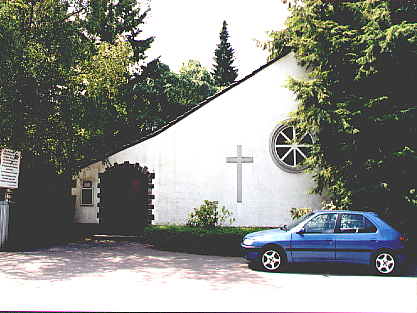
[226,145,254,203]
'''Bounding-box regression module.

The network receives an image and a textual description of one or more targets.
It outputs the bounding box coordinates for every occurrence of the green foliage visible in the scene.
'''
[175,60,219,106]
[267,0,417,230]
[141,225,268,256]
[212,20,238,87]
[75,40,135,141]
[0,0,148,173]
[78,41,133,100]
[0,0,216,175]
[0,0,88,173]
[128,59,218,135]
[186,200,235,228]
[83,0,153,60]
[290,201,341,219]
[258,29,291,61]
[0,0,223,244]
[290,207,313,220]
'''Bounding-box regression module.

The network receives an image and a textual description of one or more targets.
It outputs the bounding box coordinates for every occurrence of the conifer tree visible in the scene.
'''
[268,0,417,230]
[84,0,153,61]
[212,21,238,87]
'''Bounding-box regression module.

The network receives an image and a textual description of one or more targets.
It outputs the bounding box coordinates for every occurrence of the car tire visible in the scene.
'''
[259,246,287,272]
[372,250,398,275]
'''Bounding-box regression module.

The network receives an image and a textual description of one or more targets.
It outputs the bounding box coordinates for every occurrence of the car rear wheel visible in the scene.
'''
[373,251,397,275]
[259,247,286,272]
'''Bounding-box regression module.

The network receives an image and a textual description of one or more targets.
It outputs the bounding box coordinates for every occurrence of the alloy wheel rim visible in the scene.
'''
[262,250,281,270]
[375,253,395,274]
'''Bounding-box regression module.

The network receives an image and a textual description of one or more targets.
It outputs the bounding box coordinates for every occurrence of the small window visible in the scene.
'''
[339,214,377,233]
[81,180,93,206]
[304,213,337,233]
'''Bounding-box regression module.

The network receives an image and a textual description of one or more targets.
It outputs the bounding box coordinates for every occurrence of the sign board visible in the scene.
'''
[0,149,21,189]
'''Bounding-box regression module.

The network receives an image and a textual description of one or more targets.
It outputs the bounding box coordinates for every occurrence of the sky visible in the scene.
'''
[142,0,290,78]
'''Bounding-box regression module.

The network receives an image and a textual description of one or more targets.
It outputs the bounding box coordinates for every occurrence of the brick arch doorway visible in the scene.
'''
[98,162,155,234]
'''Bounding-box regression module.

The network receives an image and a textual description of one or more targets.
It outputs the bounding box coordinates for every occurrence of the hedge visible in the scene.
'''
[140,225,270,257]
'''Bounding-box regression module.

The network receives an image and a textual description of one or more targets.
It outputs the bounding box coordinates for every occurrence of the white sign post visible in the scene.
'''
[0,149,21,189]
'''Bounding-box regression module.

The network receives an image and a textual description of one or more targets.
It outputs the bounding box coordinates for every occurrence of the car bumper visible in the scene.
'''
[241,244,261,261]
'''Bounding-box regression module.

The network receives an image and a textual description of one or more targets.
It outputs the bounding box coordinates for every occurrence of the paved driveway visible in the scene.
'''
[0,238,416,312]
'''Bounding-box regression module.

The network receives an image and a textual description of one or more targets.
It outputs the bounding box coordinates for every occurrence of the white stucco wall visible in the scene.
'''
[72,162,103,223]
[74,53,323,226]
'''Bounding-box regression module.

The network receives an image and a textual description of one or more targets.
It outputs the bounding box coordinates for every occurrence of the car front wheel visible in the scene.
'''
[373,250,397,275]
[259,247,286,272]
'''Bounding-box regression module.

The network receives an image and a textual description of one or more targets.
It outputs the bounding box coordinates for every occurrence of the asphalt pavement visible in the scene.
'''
[0,237,416,312]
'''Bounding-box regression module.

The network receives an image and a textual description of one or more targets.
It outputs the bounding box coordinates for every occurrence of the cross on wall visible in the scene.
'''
[226,145,254,203]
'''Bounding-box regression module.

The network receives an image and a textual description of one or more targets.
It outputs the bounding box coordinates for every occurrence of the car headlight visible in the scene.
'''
[243,238,256,246]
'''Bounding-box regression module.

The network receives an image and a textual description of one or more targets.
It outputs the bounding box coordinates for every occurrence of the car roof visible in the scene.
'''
[313,210,378,216]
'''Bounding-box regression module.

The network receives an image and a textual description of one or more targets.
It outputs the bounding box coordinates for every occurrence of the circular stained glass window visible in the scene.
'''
[270,123,314,173]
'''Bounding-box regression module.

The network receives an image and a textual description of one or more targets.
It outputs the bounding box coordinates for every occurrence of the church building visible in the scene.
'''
[72,53,323,229]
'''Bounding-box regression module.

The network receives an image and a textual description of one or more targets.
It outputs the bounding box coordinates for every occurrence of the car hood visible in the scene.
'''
[244,228,287,240]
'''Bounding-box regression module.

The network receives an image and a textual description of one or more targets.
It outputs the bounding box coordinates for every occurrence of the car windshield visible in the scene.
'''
[285,212,315,231]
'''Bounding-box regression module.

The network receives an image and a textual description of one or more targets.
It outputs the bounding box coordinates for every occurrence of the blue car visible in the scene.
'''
[241,210,407,275]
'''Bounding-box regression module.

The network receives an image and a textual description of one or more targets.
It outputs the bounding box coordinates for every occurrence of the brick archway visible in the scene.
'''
[97,162,154,234]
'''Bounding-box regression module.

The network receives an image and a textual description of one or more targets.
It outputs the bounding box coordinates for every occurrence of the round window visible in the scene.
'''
[270,123,314,173]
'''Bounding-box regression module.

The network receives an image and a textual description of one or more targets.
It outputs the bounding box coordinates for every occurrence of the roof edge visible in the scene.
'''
[81,52,291,169]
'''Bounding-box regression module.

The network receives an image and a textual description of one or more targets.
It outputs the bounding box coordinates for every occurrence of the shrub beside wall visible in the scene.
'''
[186,200,235,228]
[141,225,268,256]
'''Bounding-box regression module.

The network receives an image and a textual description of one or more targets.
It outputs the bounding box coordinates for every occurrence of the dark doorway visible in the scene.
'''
[98,162,154,234]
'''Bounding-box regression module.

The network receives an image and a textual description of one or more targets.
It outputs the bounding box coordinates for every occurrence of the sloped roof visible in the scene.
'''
[82,54,287,168]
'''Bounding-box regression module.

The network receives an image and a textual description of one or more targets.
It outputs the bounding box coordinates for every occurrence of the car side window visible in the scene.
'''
[339,214,377,233]
[303,213,337,233]
[364,217,377,233]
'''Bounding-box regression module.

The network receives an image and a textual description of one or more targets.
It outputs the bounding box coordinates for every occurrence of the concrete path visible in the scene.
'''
[0,238,416,312]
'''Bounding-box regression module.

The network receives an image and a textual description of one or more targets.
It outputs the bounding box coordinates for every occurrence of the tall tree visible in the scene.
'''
[0,0,92,240]
[0,0,87,173]
[212,20,238,87]
[75,0,158,162]
[128,59,218,135]
[0,0,155,172]
[83,0,153,61]
[175,60,218,106]
[0,0,220,172]
[267,0,417,230]
[0,0,222,242]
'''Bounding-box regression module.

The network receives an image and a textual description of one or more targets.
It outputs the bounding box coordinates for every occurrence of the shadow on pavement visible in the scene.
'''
[0,237,272,288]
[1,236,416,286]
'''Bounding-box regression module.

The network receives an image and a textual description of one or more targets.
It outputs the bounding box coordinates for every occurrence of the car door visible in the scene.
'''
[291,213,338,262]
[335,213,378,264]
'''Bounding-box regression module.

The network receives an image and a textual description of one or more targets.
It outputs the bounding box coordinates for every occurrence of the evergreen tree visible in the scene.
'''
[83,0,153,61]
[212,21,238,87]
[268,0,417,230]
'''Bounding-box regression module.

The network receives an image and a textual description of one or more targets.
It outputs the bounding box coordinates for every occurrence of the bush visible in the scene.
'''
[141,225,269,256]
[290,207,313,220]
[290,201,344,220]
[186,200,235,228]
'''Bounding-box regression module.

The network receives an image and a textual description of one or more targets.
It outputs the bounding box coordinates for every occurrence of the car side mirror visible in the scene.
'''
[297,228,305,234]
